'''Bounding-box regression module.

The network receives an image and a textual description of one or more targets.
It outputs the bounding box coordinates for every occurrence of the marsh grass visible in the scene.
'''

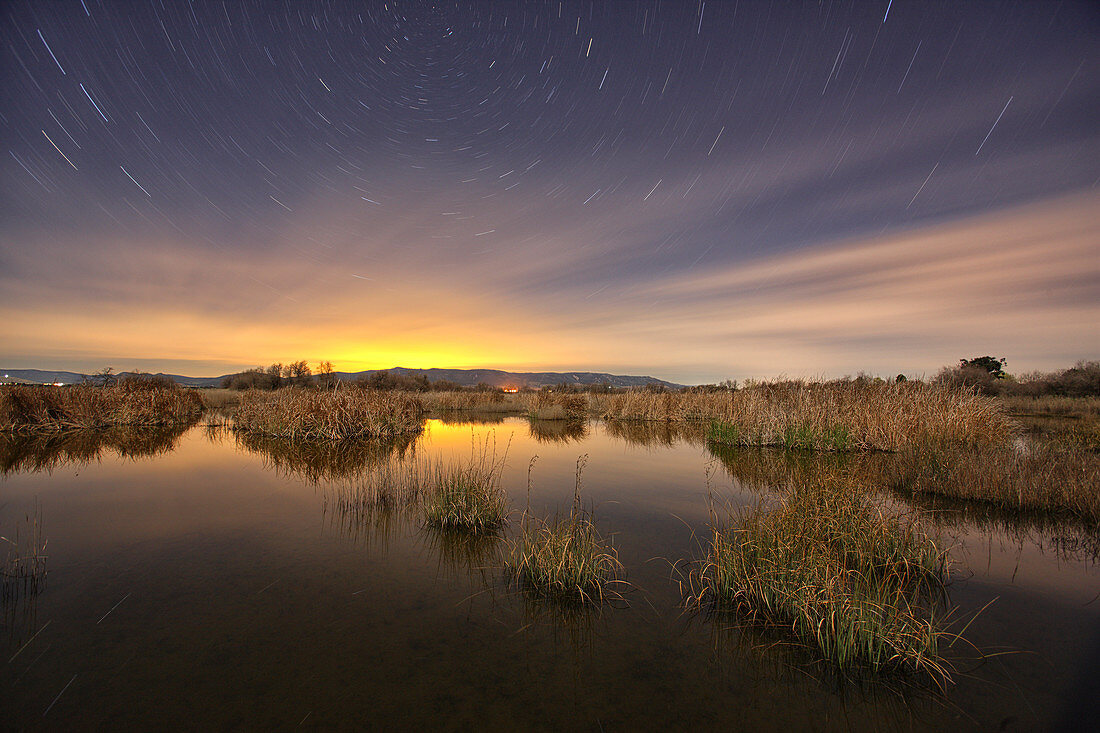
[510,455,623,604]
[690,477,951,681]
[887,441,1100,523]
[421,434,510,532]
[421,391,523,413]
[1,383,203,433]
[599,381,1014,452]
[232,387,425,440]
[522,392,589,421]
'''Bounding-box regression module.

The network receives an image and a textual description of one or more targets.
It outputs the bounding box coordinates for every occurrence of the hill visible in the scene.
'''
[1,367,682,390]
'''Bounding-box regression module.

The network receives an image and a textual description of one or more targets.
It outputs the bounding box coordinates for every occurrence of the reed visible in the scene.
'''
[698,380,1014,452]
[691,477,951,680]
[887,441,1100,523]
[421,434,509,532]
[231,387,425,440]
[1,382,203,433]
[510,455,623,603]
[420,390,523,413]
[521,392,589,421]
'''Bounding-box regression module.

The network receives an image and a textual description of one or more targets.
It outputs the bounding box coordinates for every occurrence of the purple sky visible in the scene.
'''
[2,1,1097,382]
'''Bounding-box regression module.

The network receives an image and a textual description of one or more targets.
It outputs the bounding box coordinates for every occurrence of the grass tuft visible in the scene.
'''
[421,434,510,532]
[510,455,623,604]
[691,477,952,681]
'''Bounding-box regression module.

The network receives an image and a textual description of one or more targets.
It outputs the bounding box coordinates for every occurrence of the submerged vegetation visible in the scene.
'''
[2,502,47,600]
[691,477,951,681]
[1,378,203,433]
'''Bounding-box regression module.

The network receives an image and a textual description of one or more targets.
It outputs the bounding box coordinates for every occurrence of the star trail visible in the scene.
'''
[1,1,1097,381]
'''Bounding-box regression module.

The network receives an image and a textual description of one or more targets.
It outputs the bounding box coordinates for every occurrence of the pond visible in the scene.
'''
[2,417,1098,730]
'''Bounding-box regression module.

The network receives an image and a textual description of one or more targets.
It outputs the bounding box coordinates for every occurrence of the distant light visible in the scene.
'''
[53,381,65,386]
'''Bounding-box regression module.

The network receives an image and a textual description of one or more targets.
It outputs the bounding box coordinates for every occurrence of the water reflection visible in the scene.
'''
[705,441,889,494]
[602,419,707,448]
[0,425,190,475]
[527,418,589,444]
[235,431,421,484]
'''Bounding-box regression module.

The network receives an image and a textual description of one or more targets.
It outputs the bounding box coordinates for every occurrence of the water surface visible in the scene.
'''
[2,418,1098,730]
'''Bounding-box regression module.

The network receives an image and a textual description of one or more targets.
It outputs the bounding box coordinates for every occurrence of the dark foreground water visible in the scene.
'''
[2,417,1098,731]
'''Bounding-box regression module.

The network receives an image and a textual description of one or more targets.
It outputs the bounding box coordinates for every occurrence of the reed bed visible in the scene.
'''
[521,391,589,421]
[232,387,425,440]
[420,391,523,413]
[510,456,623,603]
[690,477,951,680]
[887,442,1100,523]
[1,383,203,433]
[696,381,1013,452]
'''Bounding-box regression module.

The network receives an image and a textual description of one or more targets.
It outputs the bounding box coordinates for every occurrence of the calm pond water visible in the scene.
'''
[2,417,1098,731]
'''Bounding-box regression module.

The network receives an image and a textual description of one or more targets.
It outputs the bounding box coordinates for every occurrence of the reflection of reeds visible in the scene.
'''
[0,425,191,475]
[320,454,428,549]
[601,419,706,448]
[1,382,203,432]
[511,455,623,604]
[421,527,503,577]
[232,387,425,440]
[527,418,588,444]
[236,430,421,484]
[690,477,952,682]
[706,443,889,495]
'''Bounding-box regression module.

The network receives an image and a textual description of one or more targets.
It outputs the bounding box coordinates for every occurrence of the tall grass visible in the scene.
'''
[1,383,203,433]
[510,455,623,603]
[887,441,1100,523]
[421,434,509,532]
[420,390,523,413]
[690,477,951,681]
[695,380,1014,452]
[521,391,589,421]
[232,387,425,440]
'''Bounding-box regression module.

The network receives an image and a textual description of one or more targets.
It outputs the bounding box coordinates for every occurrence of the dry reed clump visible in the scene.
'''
[596,381,1014,452]
[510,455,623,604]
[691,477,951,680]
[699,380,1015,452]
[1,383,203,433]
[887,441,1100,523]
[420,391,523,413]
[231,388,425,440]
[521,392,589,421]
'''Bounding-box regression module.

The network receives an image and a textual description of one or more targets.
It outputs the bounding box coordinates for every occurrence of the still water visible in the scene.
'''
[2,418,1098,730]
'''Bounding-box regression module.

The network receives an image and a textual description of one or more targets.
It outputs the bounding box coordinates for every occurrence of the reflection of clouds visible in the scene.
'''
[1,193,1096,381]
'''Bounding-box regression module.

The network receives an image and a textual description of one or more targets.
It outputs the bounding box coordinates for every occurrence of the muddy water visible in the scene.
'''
[2,418,1097,730]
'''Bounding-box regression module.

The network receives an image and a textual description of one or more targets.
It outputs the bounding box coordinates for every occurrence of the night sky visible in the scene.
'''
[2,1,1097,383]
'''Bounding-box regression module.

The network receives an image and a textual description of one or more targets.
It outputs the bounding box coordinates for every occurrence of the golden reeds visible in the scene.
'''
[1,383,203,433]
[231,387,425,440]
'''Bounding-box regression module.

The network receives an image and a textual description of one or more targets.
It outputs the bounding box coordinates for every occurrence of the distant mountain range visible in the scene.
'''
[1,367,683,390]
